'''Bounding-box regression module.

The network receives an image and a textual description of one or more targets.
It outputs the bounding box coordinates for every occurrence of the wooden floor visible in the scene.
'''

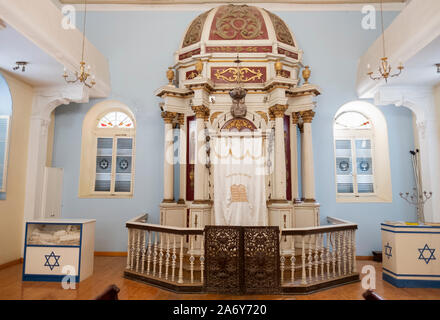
[1,257,440,300]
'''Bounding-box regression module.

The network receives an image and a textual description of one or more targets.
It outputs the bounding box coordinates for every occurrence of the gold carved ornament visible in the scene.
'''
[214,67,263,83]
[210,112,223,124]
[255,111,268,124]
[300,110,315,123]
[230,184,249,203]
[191,105,210,119]
[266,10,295,47]
[292,112,301,125]
[182,10,209,48]
[161,111,176,124]
[214,5,263,40]
[222,118,255,131]
[269,104,288,118]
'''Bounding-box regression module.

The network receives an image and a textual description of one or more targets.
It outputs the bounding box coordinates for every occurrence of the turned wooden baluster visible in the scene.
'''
[189,235,195,284]
[280,255,285,284]
[165,234,170,280]
[200,235,205,284]
[320,233,325,280]
[337,231,342,276]
[158,233,164,278]
[314,235,319,280]
[178,235,184,284]
[126,229,131,270]
[135,229,141,272]
[342,230,347,275]
[141,230,146,273]
[308,235,313,282]
[326,233,331,279]
[172,235,177,282]
[352,230,357,273]
[291,236,295,283]
[152,232,158,276]
[146,231,152,275]
[301,236,307,285]
[331,232,336,278]
[130,228,136,270]
[347,230,352,275]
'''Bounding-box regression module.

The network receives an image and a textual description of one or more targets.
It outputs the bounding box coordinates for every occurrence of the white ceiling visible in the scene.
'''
[0,23,66,88]
[388,35,440,87]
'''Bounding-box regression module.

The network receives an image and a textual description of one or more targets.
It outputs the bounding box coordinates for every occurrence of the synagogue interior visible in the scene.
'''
[0,0,440,301]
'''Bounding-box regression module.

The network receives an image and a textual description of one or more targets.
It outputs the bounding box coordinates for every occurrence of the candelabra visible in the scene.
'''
[399,189,432,224]
[399,149,432,224]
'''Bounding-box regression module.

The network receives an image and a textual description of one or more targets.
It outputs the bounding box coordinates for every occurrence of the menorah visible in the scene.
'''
[399,149,432,224]
[399,189,432,224]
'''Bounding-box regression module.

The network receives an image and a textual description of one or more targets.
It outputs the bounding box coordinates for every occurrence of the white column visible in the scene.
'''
[23,115,51,220]
[192,105,209,202]
[291,112,300,202]
[270,104,287,201]
[162,111,176,202]
[178,114,186,204]
[300,110,316,202]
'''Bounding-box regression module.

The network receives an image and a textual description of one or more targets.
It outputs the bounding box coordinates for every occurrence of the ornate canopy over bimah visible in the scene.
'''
[154,4,322,234]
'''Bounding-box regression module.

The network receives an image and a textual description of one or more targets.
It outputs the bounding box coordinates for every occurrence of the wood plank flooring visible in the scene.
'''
[0,257,439,300]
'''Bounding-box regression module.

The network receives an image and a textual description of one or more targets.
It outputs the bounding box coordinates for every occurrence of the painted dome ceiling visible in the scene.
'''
[178,4,299,61]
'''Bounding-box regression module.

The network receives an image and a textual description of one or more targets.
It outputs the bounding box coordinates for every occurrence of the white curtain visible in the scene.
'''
[212,134,267,226]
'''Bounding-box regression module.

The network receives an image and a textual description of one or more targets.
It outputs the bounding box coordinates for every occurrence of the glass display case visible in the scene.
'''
[23,219,95,282]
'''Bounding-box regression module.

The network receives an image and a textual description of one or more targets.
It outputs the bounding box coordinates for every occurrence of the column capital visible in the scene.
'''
[177,113,185,126]
[269,104,288,119]
[292,112,301,125]
[161,111,176,124]
[300,110,316,123]
[191,105,210,120]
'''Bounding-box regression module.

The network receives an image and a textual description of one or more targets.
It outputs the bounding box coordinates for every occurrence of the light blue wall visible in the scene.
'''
[52,10,416,255]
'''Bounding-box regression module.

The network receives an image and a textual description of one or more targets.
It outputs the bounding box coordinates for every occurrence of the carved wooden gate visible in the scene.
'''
[204,226,280,294]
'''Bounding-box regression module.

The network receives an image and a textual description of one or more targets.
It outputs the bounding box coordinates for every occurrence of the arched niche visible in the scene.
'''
[333,100,392,203]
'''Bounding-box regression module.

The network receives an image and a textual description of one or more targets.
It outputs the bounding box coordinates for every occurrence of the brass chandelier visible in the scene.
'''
[63,0,96,88]
[367,0,404,83]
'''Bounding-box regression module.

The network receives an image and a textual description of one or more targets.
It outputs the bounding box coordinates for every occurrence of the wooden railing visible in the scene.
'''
[125,215,358,293]
[279,217,358,293]
[125,215,205,291]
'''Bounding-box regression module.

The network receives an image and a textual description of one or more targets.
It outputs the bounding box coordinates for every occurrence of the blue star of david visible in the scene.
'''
[384,242,392,259]
[44,251,60,271]
[418,244,436,265]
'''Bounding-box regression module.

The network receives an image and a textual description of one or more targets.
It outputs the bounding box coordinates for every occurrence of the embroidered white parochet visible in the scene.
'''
[213,135,268,226]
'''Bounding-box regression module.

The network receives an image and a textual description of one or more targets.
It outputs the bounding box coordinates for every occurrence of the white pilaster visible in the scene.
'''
[291,112,300,202]
[178,114,186,203]
[162,111,175,202]
[192,105,209,202]
[270,104,288,201]
[300,110,316,202]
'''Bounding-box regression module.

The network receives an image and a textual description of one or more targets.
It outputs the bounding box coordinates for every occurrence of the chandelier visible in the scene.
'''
[63,0,96,88]
[367,0,404,83]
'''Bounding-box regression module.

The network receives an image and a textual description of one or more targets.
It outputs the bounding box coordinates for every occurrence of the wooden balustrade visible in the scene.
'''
[125,215,359,294]
[279,217,358,292]
[125,215,204,291]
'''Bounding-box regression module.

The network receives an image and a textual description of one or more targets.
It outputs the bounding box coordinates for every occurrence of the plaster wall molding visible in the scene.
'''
[374,86,439,223]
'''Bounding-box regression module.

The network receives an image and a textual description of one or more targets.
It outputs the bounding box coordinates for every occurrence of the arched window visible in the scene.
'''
[0,74,12,198]
[79,101,136,198]
[333,101,392,202]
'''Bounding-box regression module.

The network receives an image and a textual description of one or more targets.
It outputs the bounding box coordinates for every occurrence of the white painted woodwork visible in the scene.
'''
[41,167,63,219]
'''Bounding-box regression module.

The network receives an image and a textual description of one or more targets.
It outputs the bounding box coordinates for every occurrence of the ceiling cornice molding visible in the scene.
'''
[58,1,406,11]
